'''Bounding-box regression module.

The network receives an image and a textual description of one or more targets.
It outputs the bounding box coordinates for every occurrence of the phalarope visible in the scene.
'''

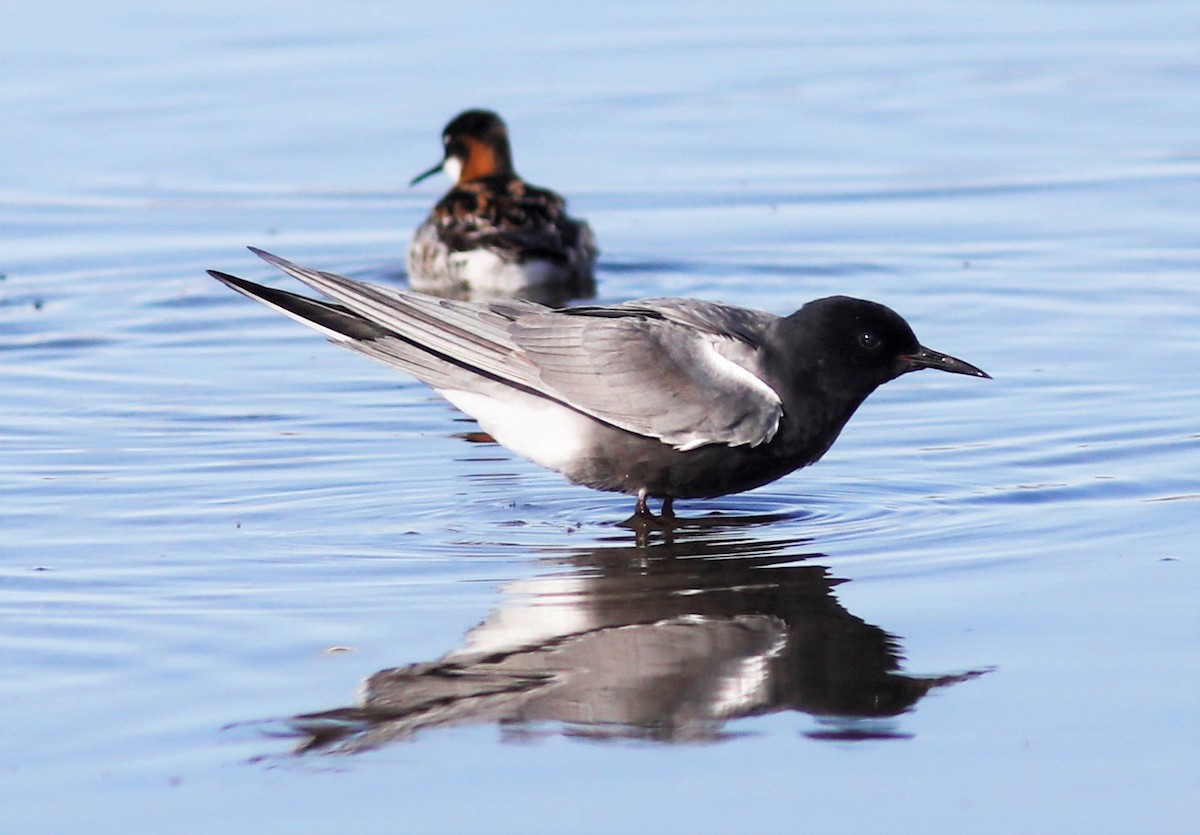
[210,249,989,520]
[407,109,598,302]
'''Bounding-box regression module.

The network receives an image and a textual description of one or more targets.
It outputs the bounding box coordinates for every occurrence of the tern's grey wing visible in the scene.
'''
[248,248,547,392]
[616,297,781,343]
[243,251,780,448]
[511,300,784,450]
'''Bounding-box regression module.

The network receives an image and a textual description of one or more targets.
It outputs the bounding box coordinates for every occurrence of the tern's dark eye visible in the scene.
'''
[858,331,882,351]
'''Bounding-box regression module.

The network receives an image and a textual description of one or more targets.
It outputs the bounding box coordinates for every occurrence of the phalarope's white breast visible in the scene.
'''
[407,109,597,302]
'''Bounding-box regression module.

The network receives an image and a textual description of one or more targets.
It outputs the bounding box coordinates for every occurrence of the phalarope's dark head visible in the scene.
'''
[411,109,515,186]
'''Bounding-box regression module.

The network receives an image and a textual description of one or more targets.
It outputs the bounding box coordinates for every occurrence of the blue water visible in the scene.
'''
[2,1,1198,832]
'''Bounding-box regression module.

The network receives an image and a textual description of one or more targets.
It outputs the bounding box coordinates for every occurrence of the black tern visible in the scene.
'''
[210,249,989,518]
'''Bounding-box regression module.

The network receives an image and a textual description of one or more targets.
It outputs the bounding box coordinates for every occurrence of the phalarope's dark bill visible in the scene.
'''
[407,109,597,304]
[210,250,989,520]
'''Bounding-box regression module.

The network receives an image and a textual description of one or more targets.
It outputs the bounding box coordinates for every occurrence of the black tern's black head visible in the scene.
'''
[410,108,515,186]
[781,296,990,393]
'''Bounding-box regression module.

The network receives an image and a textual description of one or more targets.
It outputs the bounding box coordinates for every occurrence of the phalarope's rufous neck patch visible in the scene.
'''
[407,109,598,304]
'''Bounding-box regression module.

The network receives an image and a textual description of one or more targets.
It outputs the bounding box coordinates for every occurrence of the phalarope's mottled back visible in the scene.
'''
[407,109,598,302]
[209,249,990,520]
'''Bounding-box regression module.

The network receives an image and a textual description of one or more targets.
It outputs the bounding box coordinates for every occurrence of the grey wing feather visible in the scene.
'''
[512,300,783,449]
[249,250,782,449]
[249,248,546,392]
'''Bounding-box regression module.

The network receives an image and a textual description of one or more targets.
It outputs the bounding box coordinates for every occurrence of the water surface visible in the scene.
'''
[2,1,1197,833]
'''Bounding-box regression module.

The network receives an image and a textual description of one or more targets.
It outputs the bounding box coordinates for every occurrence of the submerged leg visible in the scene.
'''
[622,491,680,541]
[634,489,654,518]
[626,491,679,532]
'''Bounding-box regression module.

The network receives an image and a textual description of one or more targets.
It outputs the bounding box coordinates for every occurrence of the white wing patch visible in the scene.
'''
[672,339,782,451]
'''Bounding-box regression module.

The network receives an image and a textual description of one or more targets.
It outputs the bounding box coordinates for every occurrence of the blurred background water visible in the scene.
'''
[1,1,1197,832]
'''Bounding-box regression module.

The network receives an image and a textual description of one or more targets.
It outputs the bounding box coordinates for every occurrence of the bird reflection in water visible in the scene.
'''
[287,518,989,753]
